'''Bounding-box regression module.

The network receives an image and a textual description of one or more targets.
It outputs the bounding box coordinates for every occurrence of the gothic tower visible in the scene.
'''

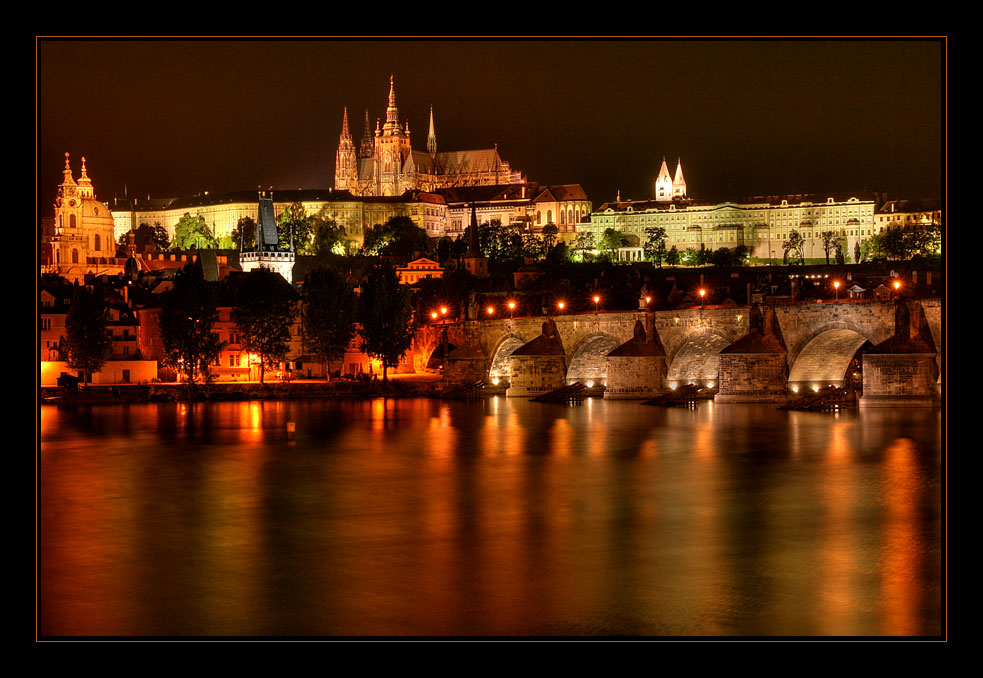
[427,106,437,157]
[334,107,358,192]
[360,109,374,159]
[374,75,413,196]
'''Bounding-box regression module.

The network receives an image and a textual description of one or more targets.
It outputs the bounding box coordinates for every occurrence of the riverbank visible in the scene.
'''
[39,377,449,405]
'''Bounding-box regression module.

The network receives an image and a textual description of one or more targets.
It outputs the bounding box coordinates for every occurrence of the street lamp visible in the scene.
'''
[593,294,600,315]
[508,300,516,319]
[486,305,495,316]
[893,280,902,298]
[699,289,706,310]
[557,300,565,314]
[833,280,840,303]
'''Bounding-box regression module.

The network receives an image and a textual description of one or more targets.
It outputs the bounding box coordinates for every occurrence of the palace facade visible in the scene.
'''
[583,160,888,263]
[334,76,525,197]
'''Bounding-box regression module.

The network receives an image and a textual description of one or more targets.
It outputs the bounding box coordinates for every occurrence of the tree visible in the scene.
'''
[821,231,839,265]
[172,213,216,250]
[301,267,357,377]
[64,286,112,382]
[278,202,312,252]
[310,218,347,256]
[363,216,430,257]
[854,240,862,264]
[232,268,298,383]
[541,224,559,255]
[599,227,627,258]
[236,216,257,250]
[665,245,681,267]
[644,226,668,266]
[573,230,595,261]
[159,263,224,384]
[358,262,415,382]
[782,230,805,265]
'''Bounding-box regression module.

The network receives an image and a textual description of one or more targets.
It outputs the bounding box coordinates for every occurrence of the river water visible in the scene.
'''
[38,397,943,638]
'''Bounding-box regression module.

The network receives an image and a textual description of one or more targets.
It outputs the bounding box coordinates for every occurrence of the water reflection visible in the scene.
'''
[39,400,942,637]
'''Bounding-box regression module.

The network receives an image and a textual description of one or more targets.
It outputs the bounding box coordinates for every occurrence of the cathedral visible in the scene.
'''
[334,76,525,196]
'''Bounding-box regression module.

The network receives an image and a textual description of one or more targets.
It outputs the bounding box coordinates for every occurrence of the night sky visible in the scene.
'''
[38,39,944,217]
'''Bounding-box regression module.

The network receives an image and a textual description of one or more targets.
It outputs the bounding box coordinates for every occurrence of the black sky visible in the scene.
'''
[38,38,944,216]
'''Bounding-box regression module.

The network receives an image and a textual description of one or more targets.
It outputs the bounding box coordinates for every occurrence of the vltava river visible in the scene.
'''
[38,398,942,637]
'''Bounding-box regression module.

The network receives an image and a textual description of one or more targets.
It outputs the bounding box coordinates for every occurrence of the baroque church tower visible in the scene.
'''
[47,153,119,282]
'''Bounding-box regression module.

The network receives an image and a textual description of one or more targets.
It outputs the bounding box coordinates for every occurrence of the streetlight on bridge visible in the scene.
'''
[833,280,841,303]
[699,289,706,310]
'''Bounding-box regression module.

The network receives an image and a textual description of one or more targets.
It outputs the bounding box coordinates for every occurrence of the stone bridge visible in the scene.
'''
[435,298,942,403]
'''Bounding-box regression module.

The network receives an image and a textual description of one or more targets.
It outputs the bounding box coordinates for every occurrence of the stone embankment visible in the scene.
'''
[39,379,446,405]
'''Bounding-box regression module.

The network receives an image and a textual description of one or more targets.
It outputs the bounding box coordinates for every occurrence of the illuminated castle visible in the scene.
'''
[334,76,525,197]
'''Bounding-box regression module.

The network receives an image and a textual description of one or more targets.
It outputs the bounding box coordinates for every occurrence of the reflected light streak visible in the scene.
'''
[881,438,924,636]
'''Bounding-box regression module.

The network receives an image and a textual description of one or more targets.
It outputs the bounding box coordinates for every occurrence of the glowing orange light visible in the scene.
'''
[834,281,840,289]
[508,301,515,309]
[486,306,495,315]
[699,289,706,297]
[593,295,600,303]
[431,311,438,320]
[440,306,448,316]
[645,296,652,304]
[893,281,901,290]
[557,301,565,310]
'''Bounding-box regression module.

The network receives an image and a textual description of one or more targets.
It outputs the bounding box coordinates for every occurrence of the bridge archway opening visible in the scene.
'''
[566,333,620,386]
[788,329,871,393]
[667,333,731,388]
[426,343,458,371]
[489,336,526,384]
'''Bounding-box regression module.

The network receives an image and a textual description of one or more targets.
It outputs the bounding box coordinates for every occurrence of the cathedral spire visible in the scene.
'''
[427,106,437,156]
[385,74,400,133]
[360,109,374,158]
[341,106,351,138]
[77,156,94,198]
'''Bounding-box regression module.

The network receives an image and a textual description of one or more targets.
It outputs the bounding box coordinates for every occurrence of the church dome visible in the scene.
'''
[79,197,115,226]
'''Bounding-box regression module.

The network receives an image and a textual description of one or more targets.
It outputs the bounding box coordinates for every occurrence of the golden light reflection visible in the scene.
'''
[817,420,856,633]
[880,437,924,636]
[549,417,573,457]
[427,405,457,458]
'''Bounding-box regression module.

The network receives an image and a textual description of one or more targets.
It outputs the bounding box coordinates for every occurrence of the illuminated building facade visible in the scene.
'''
[45,154,124,283]
[334,76,525,197]
[584,163,882,263]
[111,189,447,251]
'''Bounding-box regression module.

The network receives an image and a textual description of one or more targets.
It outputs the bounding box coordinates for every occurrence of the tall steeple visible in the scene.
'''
[360,109,374,158]
[672,158,687,199]
[59,152,77,196]
[334,107,358,191]
[76,156,94,199]
[655,157,673,202]
[384,74,400,134]
[427,106,437,156]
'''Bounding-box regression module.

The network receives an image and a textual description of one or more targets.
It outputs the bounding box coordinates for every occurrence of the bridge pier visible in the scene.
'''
[604,319,667,400]
[506,319,567,397]
[715,305,790,403]
[859,299,940,408]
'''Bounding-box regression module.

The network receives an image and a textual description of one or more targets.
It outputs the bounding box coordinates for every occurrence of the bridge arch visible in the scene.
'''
[787,325,874,392]
[565,332,621,386]
[488,334,528,383]
[666,330,732,387]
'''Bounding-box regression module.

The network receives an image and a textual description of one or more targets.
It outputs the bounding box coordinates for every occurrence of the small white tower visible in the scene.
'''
[672,158,687,199]
[655,158,673,202]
